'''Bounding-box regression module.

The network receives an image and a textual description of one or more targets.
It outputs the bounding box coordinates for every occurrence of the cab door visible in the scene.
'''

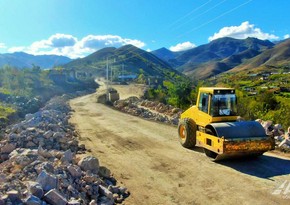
[197,92,212,126]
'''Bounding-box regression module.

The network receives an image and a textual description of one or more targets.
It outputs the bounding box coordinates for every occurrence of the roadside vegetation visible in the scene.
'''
[1,62,289,130]
[207,70,290,128]
[144,78,197,110]
[0,65,97,129]
[0,65,50,124]
[143,70,290,129]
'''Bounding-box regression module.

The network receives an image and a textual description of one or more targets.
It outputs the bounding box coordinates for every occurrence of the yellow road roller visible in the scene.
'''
[178,87,275,161]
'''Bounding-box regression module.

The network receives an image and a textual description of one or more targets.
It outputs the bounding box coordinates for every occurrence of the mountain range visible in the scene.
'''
[229,38,290,73]
[152,37,287,79]
[63,45,183,82]
[1,37,290,80]
[0,52,72,69]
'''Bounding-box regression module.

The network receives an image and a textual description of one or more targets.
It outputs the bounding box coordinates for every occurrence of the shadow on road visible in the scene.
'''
[217,154,290,179]
[191,147,205,153]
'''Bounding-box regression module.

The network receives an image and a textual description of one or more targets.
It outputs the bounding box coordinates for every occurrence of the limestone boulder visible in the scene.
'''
[78,156,99,173]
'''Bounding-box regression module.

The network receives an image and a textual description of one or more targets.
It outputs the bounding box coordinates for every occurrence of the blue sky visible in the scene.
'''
[0,0,289,58]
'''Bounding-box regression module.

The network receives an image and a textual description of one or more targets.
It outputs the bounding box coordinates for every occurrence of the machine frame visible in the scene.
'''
[178,87,274,160]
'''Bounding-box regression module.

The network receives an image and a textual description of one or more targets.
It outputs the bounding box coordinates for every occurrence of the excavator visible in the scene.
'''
[178,87,275,161]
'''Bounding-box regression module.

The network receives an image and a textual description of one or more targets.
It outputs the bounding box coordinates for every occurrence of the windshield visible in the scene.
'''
[211,94,237,116]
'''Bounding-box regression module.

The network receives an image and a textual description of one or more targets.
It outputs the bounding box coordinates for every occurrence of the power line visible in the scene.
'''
[178,0,253,38]
[169,0,213,30]
[172,0,228,31]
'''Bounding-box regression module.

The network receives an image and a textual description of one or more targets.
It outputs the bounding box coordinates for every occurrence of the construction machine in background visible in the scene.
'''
[178,87,275,161]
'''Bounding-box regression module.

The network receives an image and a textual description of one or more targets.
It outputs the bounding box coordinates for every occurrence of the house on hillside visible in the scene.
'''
[243,87,255,92]
[244,87,257,96]
[118,74,137,81]
[49,69,96,83]
[147,76,163,86]
[260,76,268,81]
[280,87,290,92]
[75,71,93,80]
[248,73,258,77]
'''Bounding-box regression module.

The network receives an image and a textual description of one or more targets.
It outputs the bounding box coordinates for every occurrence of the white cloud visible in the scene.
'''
[30,40,50,52]
[8,46,26,52]
[80,35,122,49]
[208,21,279,41]
[48,33,77,47]
[79,35,145,50]
[284,34,290,39]
[7,34,146,59]
[169,41,196,52]
[0,43,6,49]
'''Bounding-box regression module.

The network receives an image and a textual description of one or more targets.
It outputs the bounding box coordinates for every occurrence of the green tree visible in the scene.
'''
[137,73,146,84]
[258,90,279,111]
[163,80,193,109]
[144,85,166,103]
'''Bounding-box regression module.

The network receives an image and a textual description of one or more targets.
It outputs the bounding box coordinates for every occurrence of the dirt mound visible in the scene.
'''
[113,98,182,125]
[0,93,129,204]
[70,90,290,205]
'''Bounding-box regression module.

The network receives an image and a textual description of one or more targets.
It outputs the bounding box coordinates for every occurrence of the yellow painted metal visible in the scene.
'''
[180,87,238,126]
[179,87,274,160]
[196,131,224,154]
[223,139,274,153]
[180,104,237,127]
[179,124,186,142]
[198,87,233,94]
[196,130,274,154]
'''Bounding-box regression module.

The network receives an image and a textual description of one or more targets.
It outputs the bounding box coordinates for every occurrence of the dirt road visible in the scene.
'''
[69,90,290,205]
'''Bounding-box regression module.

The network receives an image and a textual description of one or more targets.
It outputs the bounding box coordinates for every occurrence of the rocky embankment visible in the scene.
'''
[113,97,290,152]
[113,97,182,125]
[0,92,129,205]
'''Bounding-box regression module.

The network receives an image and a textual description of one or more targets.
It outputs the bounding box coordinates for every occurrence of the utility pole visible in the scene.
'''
[122,63,124,82]
[106,57,109,88]
[106,57,109,101]
[110,65,113,83]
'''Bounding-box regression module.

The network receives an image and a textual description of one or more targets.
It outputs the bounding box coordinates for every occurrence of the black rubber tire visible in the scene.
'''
[203,148,218,159]
[178,118,196,148]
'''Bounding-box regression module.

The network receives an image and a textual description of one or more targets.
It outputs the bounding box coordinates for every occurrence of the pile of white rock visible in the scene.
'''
[0,94,129,204]
[257,119,290,151]
[277,126,290,151]
[113,97,182,125]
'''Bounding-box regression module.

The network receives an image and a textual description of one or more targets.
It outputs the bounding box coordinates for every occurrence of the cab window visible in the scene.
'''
[210,94,237,116]
[198,93,209,113]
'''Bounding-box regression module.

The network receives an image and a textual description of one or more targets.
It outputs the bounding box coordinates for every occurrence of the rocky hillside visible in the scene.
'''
[229,38,290,73]
[112,97,290,152]
[0,93,129,204]
[151,47,177,61]
[153,37,276,79]
[0,52,72,69]
[113,97,182,125]
[63,44,185,83]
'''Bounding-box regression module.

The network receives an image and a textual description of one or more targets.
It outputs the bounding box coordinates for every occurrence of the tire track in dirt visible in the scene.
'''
[70,90,290,205]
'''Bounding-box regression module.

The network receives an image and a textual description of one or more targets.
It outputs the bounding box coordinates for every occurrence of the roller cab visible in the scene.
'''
[178,87,275,161]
